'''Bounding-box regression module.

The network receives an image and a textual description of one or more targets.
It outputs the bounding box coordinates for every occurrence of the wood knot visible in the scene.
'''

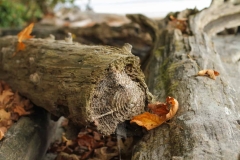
[29,73,40,84]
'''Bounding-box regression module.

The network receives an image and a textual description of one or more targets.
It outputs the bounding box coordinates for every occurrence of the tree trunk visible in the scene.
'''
[0,37,152,135]
[132,1,240,159]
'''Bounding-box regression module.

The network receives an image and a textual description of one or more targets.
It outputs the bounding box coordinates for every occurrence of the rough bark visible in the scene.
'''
[132,1,240,160]
[0,37,152,135]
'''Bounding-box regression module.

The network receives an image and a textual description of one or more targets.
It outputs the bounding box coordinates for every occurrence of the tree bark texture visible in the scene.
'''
[0,38,152,135]
[132,1,240,160]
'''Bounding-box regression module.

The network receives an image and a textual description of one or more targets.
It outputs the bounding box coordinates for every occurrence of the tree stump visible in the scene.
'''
[132,1,240,159]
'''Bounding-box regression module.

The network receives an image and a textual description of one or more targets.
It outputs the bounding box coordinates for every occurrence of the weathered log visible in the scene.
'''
[0,37,152,135]
[132,1,240,159]
[0,20,153,62]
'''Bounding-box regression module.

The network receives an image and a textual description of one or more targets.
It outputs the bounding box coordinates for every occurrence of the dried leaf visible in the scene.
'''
[94,147,118,160]
[62,135,75,147]
[130,112,165,130]
[131,96,179,130]
[197,69,220,80]
[93,131,102,141]
[17,23,34,42]
[169,15,187,32]
[0,90,14,108]
[77,134,96,150]
[13,106,31,116]
[56,152,79,160]
[0,109,11,121]
[13,23,34,56]
[148,102,169,116]
[165,96,179,120]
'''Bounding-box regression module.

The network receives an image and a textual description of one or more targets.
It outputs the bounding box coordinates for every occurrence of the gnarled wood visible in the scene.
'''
[132,1,240,159]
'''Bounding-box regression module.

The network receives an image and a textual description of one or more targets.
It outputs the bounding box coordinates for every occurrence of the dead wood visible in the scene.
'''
[132,1,240,159]
[0,37,152,135]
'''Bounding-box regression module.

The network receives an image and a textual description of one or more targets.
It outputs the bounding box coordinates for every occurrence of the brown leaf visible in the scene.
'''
[148,102,169,116]
[0,109,11,121]
[131,96,179,130]
[56,152,79,160]
[130,112,166,130]
[93,131,102,141]
[197,69,220,80]
[77,134,96,150]
[13,106,31,116]
[0,90,14,108]
[169,15,187,32]
[62,135,75,147]
[93,147,118,160]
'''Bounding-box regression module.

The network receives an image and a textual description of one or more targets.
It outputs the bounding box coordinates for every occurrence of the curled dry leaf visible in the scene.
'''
[13,23,34,56]
[131,96,179,130]
[197,69,220,80]
[169,15,188,33]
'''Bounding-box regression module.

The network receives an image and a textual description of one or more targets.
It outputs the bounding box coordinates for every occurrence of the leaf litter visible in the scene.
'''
[48,126,132,160]
[0,81,34,140]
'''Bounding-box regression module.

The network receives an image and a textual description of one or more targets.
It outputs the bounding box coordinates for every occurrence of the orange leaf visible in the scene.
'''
[0,127,7,140]
[148,102,169,116]
[165,96,179,120]
[130,112,166,130]
[197,69,220,80]
[131,96,179,130]
[17,23,34,42]
[0,109,11,120]
[13,106,31,116]
[13,23,34,56]
[16,42,26,51]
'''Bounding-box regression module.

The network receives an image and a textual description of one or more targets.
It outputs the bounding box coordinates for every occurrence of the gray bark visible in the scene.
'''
[132,1,240,160]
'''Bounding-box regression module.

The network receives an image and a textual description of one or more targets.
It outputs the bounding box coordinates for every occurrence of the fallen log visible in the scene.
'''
[0,37,152,135]
[132,0,240,159]
[0,20,153,62]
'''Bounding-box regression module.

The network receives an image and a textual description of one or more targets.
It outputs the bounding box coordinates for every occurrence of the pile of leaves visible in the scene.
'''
[48,124,134,160]
[0,80,33,140]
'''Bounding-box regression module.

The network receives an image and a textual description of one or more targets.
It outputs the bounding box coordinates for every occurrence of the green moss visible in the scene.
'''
[174,40,185,52]
[157,56,183,97]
